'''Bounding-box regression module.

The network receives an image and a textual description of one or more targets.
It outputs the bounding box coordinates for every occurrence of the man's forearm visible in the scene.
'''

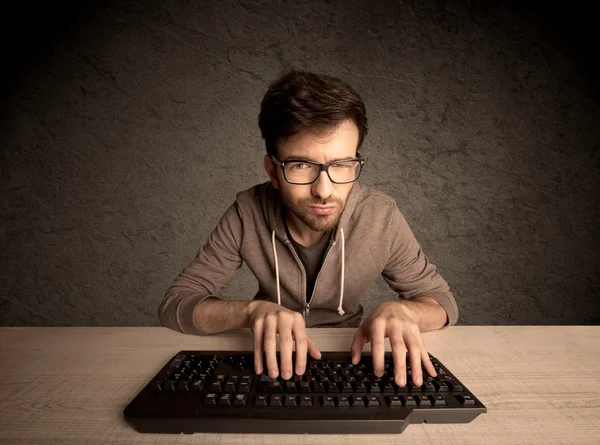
[193,297,259,334]
[396,296,448,332]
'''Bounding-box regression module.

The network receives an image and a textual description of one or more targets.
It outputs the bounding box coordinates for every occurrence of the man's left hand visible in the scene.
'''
[350,301,437,387]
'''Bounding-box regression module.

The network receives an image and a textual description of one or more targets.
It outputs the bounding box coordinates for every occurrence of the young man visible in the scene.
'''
[158,70,458,388]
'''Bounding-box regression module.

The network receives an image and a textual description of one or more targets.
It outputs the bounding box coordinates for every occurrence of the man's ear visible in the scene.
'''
[263,155,280,189]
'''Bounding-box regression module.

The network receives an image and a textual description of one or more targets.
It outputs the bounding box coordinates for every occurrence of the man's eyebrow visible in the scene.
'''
[282,155,356,162]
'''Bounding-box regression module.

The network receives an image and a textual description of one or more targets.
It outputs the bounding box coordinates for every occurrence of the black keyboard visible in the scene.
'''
[124,350,487,434]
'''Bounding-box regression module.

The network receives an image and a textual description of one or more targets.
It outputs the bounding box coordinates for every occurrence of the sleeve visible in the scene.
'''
[158,202,244,335]
[381,206,459,329]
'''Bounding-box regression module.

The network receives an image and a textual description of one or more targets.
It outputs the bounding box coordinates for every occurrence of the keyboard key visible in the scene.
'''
[164,380,178,391]
[366,395,380,407]
[190,380,204,392]
[321,395,336,407]
[254,395,268,406]
[417,395,432,407]
[341,382,353,393]
[313,382,325,393]
[456,394,476,405]
[260,380,282,393]
[352,395,366,407]
[355,382,368,392]
[434,381,450,392]
[432,395,446,406]
[234,394,249,406]
[410,383,423,392]
[169,354,186,368]
[338,396,351,407]
[204,393,218,405]
[271,395,284,406]
[299,395,313,407]
[285,395,298,407]
[382,383,395,393]
[219,393,234,406]
[423,377,436,392]
[327,382,340,393]
[401,395,418,406]
[210,380,224,392]
[149,379,163,391]
[386,395,403,406]
[177,380,190,391]
[449,382,464,392]
[238,381,251,393]
[299,381,311,393]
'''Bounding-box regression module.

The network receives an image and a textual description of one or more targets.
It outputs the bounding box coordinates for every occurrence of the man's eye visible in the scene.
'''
[291,163,310,169]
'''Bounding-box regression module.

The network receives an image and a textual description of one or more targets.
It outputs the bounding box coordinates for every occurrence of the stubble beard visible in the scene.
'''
[280,189,345,233]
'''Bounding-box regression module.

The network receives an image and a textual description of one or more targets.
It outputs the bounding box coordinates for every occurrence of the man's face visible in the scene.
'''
[264,119,359,233]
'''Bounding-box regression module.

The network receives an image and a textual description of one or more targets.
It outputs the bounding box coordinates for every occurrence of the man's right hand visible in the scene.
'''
[247,301,321,379]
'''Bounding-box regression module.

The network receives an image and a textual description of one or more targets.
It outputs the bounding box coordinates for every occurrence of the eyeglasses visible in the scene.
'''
[271,154,365,185]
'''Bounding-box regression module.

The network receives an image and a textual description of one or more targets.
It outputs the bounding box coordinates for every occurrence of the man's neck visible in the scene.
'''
[285,211,328,248]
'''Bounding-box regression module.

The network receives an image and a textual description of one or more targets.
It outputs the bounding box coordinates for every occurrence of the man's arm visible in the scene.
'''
[158,202,244,335]
[192,297,260,334]
[394,296,449,333]
[381,206,459,330]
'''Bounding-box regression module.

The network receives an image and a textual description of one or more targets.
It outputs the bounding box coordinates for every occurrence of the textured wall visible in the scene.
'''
[1,0,598,328]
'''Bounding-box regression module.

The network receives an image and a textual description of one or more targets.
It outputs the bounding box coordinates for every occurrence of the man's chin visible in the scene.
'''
[302,213,340,232]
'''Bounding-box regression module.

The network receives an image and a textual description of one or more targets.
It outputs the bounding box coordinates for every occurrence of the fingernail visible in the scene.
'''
[256,366,262,374]
[296,367,303,375]
[269,369,278,378]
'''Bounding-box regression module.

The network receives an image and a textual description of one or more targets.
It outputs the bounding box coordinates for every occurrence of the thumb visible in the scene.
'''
[351,325,366,364]
[307,338,322,360]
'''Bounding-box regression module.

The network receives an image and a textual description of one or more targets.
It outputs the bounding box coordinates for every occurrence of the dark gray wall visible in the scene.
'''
[1,0,598,327]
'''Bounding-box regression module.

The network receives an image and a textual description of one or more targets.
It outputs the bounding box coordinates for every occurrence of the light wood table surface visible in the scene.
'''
[1,326,599,444]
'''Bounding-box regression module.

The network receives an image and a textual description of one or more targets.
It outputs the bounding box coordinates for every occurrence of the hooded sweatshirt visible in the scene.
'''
[158,181,459,335]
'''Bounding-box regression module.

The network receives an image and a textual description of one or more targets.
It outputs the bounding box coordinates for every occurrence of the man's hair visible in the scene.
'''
[258,69,368,157]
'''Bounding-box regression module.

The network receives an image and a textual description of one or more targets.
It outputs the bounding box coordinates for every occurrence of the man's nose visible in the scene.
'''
[311,171,334,199]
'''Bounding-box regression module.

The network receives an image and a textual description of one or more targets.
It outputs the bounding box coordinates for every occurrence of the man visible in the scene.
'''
[159,69,458,389]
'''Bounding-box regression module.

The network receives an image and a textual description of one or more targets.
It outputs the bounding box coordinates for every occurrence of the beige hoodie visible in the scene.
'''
[158,181,458,335]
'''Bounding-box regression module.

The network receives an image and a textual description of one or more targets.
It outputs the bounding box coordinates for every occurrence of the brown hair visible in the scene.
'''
[258,69,368,157]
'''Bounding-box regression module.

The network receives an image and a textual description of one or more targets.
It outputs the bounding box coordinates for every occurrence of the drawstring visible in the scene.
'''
[337,228,346,315]
[272,231,281,306]
[271,228,345,315]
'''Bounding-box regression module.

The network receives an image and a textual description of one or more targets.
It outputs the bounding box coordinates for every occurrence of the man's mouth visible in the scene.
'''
[309,205,336,215]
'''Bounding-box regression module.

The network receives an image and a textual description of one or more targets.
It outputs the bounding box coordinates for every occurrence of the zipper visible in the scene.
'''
[280,232,337,325]
[282,239,308,321]
[305,240,335,320]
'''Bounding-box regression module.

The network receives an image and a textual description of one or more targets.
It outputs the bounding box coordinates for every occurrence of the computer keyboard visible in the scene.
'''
[124,350,487,434]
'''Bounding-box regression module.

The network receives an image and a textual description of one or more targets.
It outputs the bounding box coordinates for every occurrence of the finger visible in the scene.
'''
[253,318,264,374]
[264,313,279,378]
[307,337,322,360]
[370,320,386,377]
[407,331,423,386]
[278,314,294,380]
[421,346,437,377]
[388,324,407,386]
[292,320,308,375]
[351,325,367,365]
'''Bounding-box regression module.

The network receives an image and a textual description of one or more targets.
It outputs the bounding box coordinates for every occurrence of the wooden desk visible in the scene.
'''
[0,326,599,444]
